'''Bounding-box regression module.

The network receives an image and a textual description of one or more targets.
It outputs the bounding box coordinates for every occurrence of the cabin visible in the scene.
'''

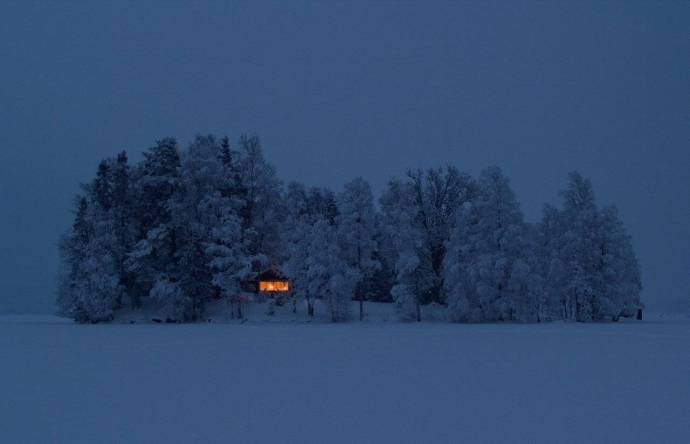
[256,269,290,299]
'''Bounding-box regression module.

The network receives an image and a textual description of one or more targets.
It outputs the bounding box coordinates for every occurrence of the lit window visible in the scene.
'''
[259,281,289,292]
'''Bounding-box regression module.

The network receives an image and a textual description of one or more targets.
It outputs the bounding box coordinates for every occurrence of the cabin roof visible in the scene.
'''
[257,269,288,281]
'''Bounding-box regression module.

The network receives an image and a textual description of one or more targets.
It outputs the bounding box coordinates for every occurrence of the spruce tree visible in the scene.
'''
[127,138,181,309]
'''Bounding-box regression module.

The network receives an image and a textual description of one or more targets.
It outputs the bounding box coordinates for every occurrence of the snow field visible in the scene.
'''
[1,312,688,443]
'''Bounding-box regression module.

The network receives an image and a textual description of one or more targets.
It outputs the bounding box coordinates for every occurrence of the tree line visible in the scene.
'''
[56,134,642,323]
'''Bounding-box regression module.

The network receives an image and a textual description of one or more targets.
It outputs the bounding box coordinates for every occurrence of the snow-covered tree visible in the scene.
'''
[367,218,396,303]
[68,240,120,323]
[126,135,236,321]
[204,172,251,320]
[534,204,565,320]
[109,151,136,307]
[161,134,250,321]
[149,277,187,322]
[127,138,182,309]
[305,219,355,322]
[165,136,222,320]
[285,182,339,225]
[557,172,601,321]
[380,179,433,321]
[237,134,285,268]
[93,159,113,211]
[400,167,476,304]
[594,205,643,319]
[538,172,643,321]
[283,181,345,316]
[283,215,313,315]
[56,196,92,319]
[284,215,354,321]
[520,224,550,322]
[443,166,536,322]
[56,193,120,323]
[133,137,181,236]
[390,249,431,322]
[336,178,380,320]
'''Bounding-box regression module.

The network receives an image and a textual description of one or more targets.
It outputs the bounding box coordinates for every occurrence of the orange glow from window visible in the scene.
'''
[259,281,289,292]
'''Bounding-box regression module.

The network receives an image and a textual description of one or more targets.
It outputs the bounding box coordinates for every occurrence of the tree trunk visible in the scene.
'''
[416,301,421,322]
[359,295,364,321]
[308,300,314,317]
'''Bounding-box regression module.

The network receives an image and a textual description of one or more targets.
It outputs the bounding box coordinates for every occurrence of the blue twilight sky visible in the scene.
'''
[0,1,688,313]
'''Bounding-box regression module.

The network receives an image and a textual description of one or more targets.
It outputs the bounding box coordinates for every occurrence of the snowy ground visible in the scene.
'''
[1,305,689,443]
